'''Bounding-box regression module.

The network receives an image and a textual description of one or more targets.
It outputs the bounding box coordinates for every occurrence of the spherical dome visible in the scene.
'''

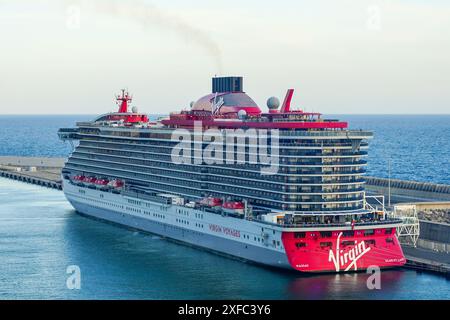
[191,92,261,116]
[131,106,138,113]
[237,109,247,120]
[267,96,280,110]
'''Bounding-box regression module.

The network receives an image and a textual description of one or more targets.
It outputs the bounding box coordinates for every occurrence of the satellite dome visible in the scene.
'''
[267,97,280,110]
[131,106,138,113]
[191,92,261,116]
[237,109,247,120]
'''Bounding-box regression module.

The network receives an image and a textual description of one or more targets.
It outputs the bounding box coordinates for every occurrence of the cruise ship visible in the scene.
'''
[58,76,406,273]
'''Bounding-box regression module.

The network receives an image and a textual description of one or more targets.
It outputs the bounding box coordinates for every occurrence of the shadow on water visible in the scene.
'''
[61,210,290,299]
[60,210,420,300]
[286,270,406,299]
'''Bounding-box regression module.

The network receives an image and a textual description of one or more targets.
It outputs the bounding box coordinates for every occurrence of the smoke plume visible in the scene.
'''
[83,0,223,73]
[1,0,224,73]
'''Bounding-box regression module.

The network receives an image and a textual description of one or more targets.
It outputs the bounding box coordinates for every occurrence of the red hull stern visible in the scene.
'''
[282,228,406,273]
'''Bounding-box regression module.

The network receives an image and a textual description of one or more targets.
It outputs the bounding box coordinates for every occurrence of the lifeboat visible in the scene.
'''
[83,177,97,185]
[107,179,124,189]
[72,175,85,182]
[199,197,222,207]
[94,179,109,187]
[222,201,245,215]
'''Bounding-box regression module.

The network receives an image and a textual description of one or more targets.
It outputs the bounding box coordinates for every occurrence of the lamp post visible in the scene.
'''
[388,159,391,207]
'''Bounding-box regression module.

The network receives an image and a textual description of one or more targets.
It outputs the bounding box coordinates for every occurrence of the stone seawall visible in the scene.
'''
[365,176,450,202]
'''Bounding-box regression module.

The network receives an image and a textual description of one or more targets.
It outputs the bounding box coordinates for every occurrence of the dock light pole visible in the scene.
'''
[388,159,391,207]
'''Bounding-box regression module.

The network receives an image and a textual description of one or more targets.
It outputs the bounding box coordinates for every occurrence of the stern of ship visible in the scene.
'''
[281,224,406,273]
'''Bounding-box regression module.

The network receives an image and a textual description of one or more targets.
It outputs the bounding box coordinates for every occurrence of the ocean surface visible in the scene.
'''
[0,177,449,300]
[0,114,449,299]
[0,114,449,184]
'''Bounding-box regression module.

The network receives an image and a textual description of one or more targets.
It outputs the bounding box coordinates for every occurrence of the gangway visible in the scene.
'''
[364,194,420,247]
[391,204,420,247]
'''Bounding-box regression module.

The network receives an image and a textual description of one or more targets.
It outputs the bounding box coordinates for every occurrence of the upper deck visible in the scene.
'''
[59,77,375,215]
[61,76,355,134]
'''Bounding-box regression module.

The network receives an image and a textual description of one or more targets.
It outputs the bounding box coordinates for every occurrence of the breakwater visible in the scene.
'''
[365,176,450,202]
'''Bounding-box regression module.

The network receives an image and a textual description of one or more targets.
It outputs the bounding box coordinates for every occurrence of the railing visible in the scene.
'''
[70,147,368,175]
[58,128,78,133]
[251,216,403,229]
[70,121,373,139]
[80,139,368,160]
[279,130,373,138]
[122,189,171,205]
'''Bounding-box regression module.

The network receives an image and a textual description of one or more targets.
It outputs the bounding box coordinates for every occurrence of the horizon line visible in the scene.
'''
[0,113,449,116]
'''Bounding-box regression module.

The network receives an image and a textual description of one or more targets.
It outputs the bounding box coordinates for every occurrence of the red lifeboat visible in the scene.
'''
[222,201,245,215]
[84,177,97,184]
[199,197,222,207]
[107,179,124,189]
[73,175,85,182]
[94,178,109,186]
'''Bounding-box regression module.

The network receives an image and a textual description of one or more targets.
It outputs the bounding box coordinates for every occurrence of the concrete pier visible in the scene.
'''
[0,170,62,190]
[0,156,64,190]
[402,246,450,275]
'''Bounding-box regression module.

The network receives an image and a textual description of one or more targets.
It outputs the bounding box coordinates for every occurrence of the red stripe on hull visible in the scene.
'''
[281,228,406,273]
[161,119,348,129]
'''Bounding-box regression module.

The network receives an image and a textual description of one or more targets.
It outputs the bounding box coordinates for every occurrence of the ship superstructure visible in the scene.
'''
[58,77,406,272]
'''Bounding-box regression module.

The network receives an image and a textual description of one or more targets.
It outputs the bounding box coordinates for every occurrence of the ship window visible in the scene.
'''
[365,240,376,245]
[364,230,375,236]
[320,242,332,248]
[294,232,306,239]
[296,242,307,248]
[385,228,393,235]
[320,231,332,238]
[343,231,354,237]
[386,238,394,243]
[341,241,355,246]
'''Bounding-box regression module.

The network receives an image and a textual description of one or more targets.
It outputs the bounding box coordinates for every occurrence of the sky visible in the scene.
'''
[0,0,449,114]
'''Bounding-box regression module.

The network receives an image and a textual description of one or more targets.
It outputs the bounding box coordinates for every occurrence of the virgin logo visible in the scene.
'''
[328,232,371,272]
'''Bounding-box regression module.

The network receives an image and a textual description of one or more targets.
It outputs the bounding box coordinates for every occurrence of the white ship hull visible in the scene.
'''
[63,179,291,269]
[57,80,407,273]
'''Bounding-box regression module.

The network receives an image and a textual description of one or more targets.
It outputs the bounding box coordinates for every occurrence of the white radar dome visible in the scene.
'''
[131,106,138,113]
[237,109,247,120]
[267,97,280,110]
